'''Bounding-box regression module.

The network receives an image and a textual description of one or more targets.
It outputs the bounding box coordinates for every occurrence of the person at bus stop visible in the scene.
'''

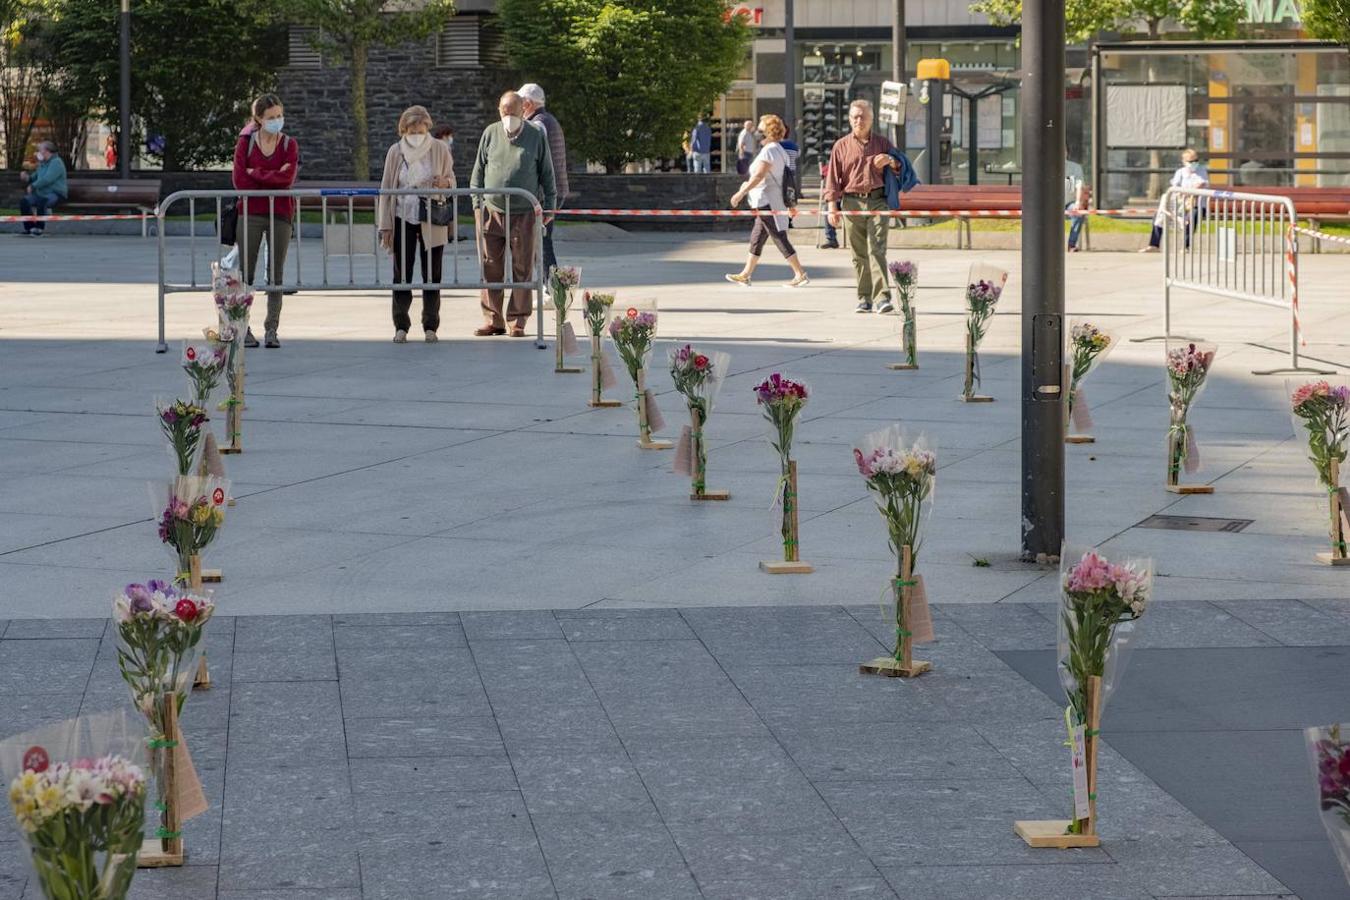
[19,142,67,237]
[1065,153,1088,252]
[824,98,901,314]
[470,90,557,338]
[232,93,299,348]
[1141,147,1208,253]
[725,114,810,288]
[689,115,712,174]
[377,105,456,344]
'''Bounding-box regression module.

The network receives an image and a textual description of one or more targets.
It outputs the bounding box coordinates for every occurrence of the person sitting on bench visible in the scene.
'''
[19,142,68,237]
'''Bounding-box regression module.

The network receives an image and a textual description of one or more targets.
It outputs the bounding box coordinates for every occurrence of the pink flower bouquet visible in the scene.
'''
[1290,380,1350,562]
[1165,341,1217,486]
[156,399,209,476]
[549,266,582,373]
[609,300,666,446]
[583,292,619,406]
[153,476,228,587]
[755,374,809,564]
[963,263,1008,400]
[670,345,730,497]
[1066,320,1115,438]
[887,260,919,367]
[1306,724,1350,883]
[181,342,228,408]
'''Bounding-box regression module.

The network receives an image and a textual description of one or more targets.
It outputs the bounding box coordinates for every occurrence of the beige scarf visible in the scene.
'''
[399,134,435,165]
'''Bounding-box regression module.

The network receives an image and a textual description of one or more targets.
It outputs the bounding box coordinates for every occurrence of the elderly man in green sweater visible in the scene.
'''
[471,90,557,337]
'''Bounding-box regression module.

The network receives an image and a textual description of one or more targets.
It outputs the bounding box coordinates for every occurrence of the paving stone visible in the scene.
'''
[0,640,97,693]
[217,840,360,893]
[560,615,697,642]
[1124,602,1280,649]
[876,863,1150,900]
[345,716,504,759]
[218,892,362,900]
[495,706,621,749]
[776,721,1021,783]
[818,778,1111,867]
[971,720,1142,787]
[937,603,1056,650]
[330,612,461,627]
[233,615,333,653]
[532,810,700,900]
[125,864,219,900]
[725,663,951,725]
[333,623,468,650]
[512,745,653,815]
[1104,838,1293,897]
[349,755,519,795]
[1214,598,1350,646]
[697,878,899,900]
[626,735,801,784]
[2,618,106,639]
[230,649,336,683]
[358,849,555,900]
[646,773,836,831]
[682,605,887,665]
[669,824,880,883]
[460,610,564,641]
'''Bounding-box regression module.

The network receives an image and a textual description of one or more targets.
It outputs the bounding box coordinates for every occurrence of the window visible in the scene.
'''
[287,26,321,69]
[437,18,480,67]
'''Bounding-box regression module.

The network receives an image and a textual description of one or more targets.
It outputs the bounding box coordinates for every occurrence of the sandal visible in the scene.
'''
[509,327,527,338]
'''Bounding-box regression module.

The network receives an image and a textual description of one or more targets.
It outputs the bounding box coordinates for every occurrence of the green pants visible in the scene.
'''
[842,191,890,303]
[241,214,292,333]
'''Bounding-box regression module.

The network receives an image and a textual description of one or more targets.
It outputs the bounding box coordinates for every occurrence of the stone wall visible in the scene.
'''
[565,173,748,232]
[279,43,513,183]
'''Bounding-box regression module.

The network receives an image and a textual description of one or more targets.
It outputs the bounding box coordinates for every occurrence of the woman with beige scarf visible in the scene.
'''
[377,105,456,343]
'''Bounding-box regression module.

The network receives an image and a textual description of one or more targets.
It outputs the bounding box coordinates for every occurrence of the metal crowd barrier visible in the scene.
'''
[155,187,547,352]
[1138,186,1334,375]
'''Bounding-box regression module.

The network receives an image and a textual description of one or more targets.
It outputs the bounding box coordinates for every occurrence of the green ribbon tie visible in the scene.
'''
[155,827,182,840]
[147,738,179,749]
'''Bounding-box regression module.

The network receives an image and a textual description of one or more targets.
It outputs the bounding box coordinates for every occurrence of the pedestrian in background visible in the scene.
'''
[471,90,557,338]
[823,99,900,314]
[433,123,455,158]
[232,93,298,348]
[1141,147,1209,252]
[725,114,810,288]
[1065,152,1089,252]
[690,115,712,174]
[735,119,759,176]
[377,105,455,344]
[519,82,569,276]
[18,142,67,237]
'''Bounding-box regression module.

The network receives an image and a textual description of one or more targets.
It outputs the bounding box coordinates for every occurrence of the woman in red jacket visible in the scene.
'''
[232,94,299,348]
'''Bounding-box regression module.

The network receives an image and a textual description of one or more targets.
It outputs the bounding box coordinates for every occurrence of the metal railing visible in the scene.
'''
[155,187,547,352]
[1138,186,1334,375]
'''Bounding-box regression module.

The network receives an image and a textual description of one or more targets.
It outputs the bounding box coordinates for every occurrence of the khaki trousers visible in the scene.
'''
[841,191,890,303]
[478,207,537,330]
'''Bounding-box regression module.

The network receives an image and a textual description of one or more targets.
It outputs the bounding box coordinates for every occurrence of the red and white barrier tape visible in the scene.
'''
[0,214,145,222]
[1293,224,1350,247]
[553,207,1158,218]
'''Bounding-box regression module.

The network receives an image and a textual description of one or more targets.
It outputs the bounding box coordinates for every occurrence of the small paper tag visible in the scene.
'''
[173,734,209,822]
[599,353,618,390]
[1070,717,1091,821]
[561,321,580,356]
[644,390,666,434]
[673,426,693,475]
[22,746,48,773]
[1071,386,1094,431]
[1184,428,1200,474]
[906,574,935,644]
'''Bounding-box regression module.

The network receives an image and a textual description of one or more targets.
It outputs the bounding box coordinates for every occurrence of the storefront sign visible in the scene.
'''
[726,5,764,25]
[1246,0,1301,23]
[878,81,907,126]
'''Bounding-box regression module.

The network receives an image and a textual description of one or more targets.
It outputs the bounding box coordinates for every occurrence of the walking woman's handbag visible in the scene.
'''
[421,197,453,227]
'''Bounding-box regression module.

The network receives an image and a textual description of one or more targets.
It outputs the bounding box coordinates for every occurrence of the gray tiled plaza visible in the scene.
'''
[3,233,1349,897]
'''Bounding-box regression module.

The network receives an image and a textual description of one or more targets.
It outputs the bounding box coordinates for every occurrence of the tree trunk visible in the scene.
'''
[350,41,369,181]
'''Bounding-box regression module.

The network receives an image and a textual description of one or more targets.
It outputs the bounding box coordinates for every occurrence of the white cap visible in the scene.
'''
[518,83,546,106]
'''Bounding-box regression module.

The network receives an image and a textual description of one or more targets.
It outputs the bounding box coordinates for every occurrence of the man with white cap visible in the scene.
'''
[519,82,569,275]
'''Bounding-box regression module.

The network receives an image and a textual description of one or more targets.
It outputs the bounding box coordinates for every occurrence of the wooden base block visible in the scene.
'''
[1315,552,1350,566]
[554,367,583,374]
[226,497,236,508]
[219,447,241,455]
[200,569,222,583]
[1065,435,1095,444]
[1165,483,1215,494]
[759,560,814,575]
[859,656,932,678]
[137,838,185,868]
[691,490,731,501]
[193,656,211,690]
[639,440,673,450]
[886,363,919,371]
[1013,820,1100,849]
[588,400,624,408]
[960,395,995,403]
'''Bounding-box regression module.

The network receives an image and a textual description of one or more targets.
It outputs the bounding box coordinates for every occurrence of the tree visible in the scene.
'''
[43,0,283,170]
[971,0,1245,41]
[0,0,43,168]
[266,0,455,180]
[498,0,752,173]
[1304,0,1350,48]
[970,0,1124,44]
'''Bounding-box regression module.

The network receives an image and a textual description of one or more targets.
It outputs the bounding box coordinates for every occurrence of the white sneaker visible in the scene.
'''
[393,329,408,343]
[785,274,811,288]
[725,273,752,287]
[425,331,438,343]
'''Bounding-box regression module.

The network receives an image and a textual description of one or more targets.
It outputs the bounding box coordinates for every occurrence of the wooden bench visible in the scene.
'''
[1213,186,1350,252]
[64,179,161,237]
[293,182,381,217]
[904,184,1022,248]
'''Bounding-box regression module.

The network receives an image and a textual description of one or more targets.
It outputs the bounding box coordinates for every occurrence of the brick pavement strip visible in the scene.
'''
[0,603,1322,899]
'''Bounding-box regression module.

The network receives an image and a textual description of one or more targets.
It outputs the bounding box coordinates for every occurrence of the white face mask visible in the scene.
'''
[262,117,284,135]
[404,132,428,148]
[502,114,522,134]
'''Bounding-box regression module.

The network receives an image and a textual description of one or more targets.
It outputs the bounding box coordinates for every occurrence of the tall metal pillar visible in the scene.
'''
[784,0,795,136]
[1020,0,1066,561]
[892,0,905,80]
[119,0,131,178]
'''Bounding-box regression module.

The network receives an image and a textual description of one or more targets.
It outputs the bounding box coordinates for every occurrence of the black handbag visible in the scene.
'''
[421,197,453,227]
[219,197,238,246]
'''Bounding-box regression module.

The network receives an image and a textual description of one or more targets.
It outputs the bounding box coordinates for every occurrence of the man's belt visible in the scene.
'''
[844,189,884,198]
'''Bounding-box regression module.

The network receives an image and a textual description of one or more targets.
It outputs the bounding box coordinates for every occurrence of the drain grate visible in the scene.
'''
[1135,514,1253,533]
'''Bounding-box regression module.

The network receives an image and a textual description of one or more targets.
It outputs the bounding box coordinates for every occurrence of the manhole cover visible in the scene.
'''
[1135,514,1253,533]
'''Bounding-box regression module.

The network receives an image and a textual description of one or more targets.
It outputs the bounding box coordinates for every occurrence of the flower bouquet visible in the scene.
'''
[854,427,937,677]
[0,710,149,895]
[1305,723,1350,884]
[212,263,252,454]
[1165,341,1217,493]
[1290,380,1350,564]
[886,260,919,370]
[1066,321,1116,443]
[755,373,811,573]
[583,291,621,408]
[670,345,731,500]
[181,342,228,409]
[156,399,208,477]
[113,582,213,867]
[1016,548,1151,848]
[550,266,583,374]
[610,299,671,449]
[962,264,1007,402]
[154,476,228,590]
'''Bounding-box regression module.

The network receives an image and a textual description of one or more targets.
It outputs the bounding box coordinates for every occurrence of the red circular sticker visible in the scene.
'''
[212,487,225,505]
[185,347,197,361]
[626,308,637,318]
[22,746,48,773]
